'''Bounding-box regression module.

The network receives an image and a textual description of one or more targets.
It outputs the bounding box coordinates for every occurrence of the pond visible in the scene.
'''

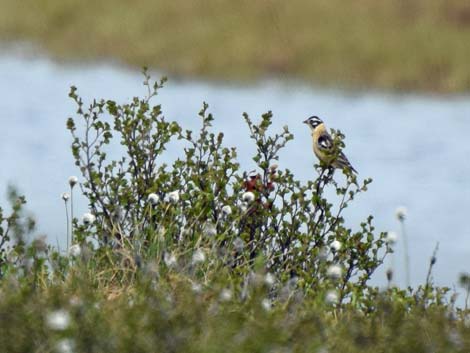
[1,53,469,292]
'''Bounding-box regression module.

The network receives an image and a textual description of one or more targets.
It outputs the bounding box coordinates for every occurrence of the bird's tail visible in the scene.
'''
[334,152,357,174]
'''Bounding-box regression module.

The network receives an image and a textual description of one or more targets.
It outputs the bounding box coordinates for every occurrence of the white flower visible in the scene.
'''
[82,212,96,225]
[46,309,71,331]
[221,205,232,215]
[261,298,272,311]
[242,191,255,203]
[220,288,233,302]
[385,231,398,245]
[148,193,159,206]
[326,264,342,280]
[330,240,341,252]
[56,339,74,353]
[192,249,206,264]
[68,244,81,257]
[239,202,248,213]
[264,272,275,286]
[61,192,70,201]
[395,206,407,221]
[68,176,78,188]
[203,222,217,237]
[325,290,339,305]
[168,190,180,204]
[164,252,177,267]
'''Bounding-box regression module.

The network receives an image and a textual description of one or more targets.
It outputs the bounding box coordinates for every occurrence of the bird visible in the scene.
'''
[303,116,357,173]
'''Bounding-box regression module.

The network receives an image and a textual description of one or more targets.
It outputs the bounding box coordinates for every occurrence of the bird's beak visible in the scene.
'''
[302,119,309,124]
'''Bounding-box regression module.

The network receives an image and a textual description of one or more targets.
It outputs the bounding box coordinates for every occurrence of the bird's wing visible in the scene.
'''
[317,133,334,151]
[319,132,357,173]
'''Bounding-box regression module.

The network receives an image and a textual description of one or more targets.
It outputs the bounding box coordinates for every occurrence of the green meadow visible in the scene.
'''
[1,0,470,92]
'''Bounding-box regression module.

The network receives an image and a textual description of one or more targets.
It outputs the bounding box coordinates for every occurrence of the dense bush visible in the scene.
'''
[0,72,466,352]
[65,69,388,306]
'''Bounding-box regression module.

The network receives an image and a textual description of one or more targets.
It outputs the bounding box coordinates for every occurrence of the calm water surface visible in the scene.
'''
[1,53,470,292]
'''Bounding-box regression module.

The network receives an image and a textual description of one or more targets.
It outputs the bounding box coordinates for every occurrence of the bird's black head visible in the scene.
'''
[303,116,324,130]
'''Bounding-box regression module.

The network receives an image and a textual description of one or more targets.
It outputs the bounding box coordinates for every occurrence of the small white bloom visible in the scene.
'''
[56,339,74,353]
[46,309,71,331]
[68,176,78,188]
[242,191,255,203]
[203,222,217,237]
[233,237,245,251]
[264,272,275,286]
[395,206,407,221]
[326,264,342,280]
[168,190,180,204]
[148,193,159,206]
[239,202,248,213]
[325,290,339,305]
[68,244,81,257]
[61,192,70,201]
[330,240,341,252]
[221,205,232,215]
[82,212,96,225]
[192,249,206,264]
[385,231,398,245]
[220,288,233,302]
[261,298,272,311]
[164,252,177,267]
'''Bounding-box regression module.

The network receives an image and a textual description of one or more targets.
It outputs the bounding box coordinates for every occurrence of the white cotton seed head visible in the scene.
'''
[264,272,276,286]
[395,206,407,221]
[325,290,339,305]
[192,249,206,264]
[46,309,71,331]
[168,190,180,204]
[326,264,342,280]
[203,222,217,237]
[56,339,74,353]
[61,192,70,202]
[220,289,233,302]
[385,231,398,245]
[233,237,245,251]
[221,205,232,215]
[68,176,78,188]
[68,244,81,257]
[242,191,255,203]
[318,247,328,261]
[164,252,177,268]
[148,193,159,206]
[261,298,272,311]
[191,282,202,293]
[330,240,341,252]
[82,212,96,225]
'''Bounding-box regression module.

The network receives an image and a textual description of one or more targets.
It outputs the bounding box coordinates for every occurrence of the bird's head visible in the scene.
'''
[303,116,324,130]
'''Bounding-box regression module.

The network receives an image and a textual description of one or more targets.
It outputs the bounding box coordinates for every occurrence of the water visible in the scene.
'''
[1,53,470,294]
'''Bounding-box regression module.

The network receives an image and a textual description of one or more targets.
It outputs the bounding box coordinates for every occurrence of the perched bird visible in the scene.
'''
[303,116,357,173]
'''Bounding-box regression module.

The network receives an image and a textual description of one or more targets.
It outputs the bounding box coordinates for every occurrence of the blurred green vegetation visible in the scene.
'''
[0,72,469,352]
[1,0,470,92]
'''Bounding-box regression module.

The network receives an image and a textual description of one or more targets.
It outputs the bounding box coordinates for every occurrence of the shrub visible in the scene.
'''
[65,70,389,307]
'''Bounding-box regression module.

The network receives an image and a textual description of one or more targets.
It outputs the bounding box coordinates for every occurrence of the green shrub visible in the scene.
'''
[65,70,389,307]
